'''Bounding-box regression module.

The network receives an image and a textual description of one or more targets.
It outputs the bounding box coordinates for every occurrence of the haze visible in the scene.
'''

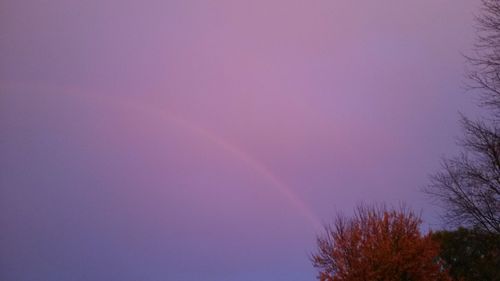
[0,1,479,280]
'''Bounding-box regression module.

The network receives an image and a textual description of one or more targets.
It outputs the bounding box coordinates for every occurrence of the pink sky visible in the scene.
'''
[1,1,480,280]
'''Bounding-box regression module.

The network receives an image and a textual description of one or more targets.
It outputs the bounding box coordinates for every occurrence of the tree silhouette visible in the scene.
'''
[311,204,450,281]
[432,227,500,281]
[425,0,500,234]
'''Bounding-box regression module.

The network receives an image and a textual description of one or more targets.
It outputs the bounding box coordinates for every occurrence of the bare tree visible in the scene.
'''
[425,0,500,234]
[427,117,500,233]
[468,0,500,113]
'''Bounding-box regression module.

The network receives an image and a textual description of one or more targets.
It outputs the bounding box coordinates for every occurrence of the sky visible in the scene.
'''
[0,1,480,280]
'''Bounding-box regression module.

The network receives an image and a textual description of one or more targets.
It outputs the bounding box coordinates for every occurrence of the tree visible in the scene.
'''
[425,0,500,234]
[432,227,500,281]
[468,0,500,113]
[311,204,450,281]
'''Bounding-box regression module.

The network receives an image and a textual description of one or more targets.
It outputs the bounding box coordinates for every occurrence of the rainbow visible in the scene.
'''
[1,81,322,229]
[131,101,322,229]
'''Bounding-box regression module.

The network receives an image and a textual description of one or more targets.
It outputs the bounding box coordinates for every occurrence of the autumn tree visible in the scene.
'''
[425,0,500,234]
[311,204,450,281]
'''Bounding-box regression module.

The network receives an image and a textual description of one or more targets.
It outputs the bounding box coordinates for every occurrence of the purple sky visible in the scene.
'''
[0,1,481,280]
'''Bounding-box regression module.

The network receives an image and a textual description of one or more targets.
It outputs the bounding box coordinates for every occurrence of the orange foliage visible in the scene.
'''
[312,205,451,281]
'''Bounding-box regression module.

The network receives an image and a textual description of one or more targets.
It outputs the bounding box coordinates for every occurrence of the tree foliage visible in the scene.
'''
[311,204,450,281]
[425,0,500,234]
[432,227,500,281]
